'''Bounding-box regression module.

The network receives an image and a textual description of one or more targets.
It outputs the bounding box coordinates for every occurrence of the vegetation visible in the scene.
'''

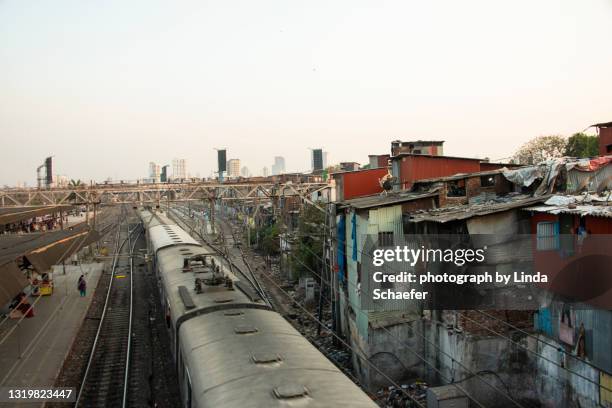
[245,220,281,256]
[291,204,325,279]
[513,135,567,164]
[564,133,599,158]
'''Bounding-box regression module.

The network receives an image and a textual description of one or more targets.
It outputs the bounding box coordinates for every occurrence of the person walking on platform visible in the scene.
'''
[78,275,87,297]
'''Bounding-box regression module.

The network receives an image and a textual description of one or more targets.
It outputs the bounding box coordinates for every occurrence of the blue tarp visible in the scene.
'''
[351,212,357,261]
[337,215,346,284]
[536,307,553,336]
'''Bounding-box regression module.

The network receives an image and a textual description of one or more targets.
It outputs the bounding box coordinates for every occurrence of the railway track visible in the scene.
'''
[75,212,141,408]
[216,216,274,306]
[170,206,271,306]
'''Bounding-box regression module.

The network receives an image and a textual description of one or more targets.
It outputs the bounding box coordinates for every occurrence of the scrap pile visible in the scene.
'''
[373,382,428,408]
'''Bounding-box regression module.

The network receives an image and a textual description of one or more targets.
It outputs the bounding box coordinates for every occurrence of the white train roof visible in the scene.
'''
[149,223,200,253]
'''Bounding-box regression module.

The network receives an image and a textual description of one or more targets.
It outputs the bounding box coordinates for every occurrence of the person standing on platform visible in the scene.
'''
[78,275,87,297]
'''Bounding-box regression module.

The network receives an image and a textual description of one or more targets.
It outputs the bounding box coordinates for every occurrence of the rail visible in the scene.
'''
[75,209,139,407]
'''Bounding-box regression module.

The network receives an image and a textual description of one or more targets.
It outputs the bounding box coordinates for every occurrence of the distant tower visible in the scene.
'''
[240,166,251,178]
[262,166,270,177]
[160,165,169,182]
[227,159,241,178]
[311,149,323,172]
[148,162,161,182]
[172,158,187,180]
[271,156,286,175]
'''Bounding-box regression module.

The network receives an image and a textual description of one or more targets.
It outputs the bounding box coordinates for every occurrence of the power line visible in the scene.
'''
[203,203,605,399]
[474,309,604,371]
[460,311,611,393]
[175,206,427,407]
[177,206,425,407]
[254,259,427,408]
[288,247,524,408]
[288,216,609,393]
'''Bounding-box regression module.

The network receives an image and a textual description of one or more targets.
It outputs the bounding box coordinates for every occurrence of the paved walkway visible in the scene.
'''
[0,263,103,407]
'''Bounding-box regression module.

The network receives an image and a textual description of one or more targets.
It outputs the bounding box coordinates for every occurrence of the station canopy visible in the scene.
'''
[0,205,74,225]
[0,223,100,307]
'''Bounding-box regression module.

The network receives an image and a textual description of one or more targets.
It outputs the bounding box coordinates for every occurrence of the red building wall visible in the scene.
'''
[530,212,612,309]
[398,155,481,189]
[376,154,390,168]
[599,127,612,155]
[341,168,388,200]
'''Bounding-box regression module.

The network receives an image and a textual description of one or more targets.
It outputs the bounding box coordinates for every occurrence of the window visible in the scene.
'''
[536,221,559,250]
[378,231,394,247]
[480,175,496,187]
[447,180,466,197]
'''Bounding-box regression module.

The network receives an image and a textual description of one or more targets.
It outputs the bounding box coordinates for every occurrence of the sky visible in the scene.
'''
[1,0,611,186]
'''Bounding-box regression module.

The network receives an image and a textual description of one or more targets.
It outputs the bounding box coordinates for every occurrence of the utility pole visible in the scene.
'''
[329,203,340,346]
[210,197,215,235]
[93,202,97,230]
[317,204,328,336]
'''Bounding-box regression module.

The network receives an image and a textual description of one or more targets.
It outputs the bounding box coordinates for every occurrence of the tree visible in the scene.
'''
[564,133,599,158]
[513,135,567,165]
[292,204,325,279]
[260,222,280,255]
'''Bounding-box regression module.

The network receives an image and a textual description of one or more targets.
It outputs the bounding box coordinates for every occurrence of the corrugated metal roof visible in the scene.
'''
[0,224,101,306]
[523,204,612,218]
[409,195,549,223]
[593,122,612,128]
[0,205,74,225]
[330,167,385,176]
[522,194,612,218]
[413,169,507,184]
[0,261,30,307]
[0,223,95,267]
[337,189,439,210]
[391,152,483,161]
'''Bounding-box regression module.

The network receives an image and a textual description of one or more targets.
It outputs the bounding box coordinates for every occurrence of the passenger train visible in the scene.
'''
[138,209,377,408]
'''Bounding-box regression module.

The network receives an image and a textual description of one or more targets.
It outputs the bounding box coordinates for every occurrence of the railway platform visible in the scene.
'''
[0,263,103,407]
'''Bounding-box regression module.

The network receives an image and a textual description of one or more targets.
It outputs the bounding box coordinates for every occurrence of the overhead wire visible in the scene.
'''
[289,246,525,408]
[172,205,426,407]
[284,211,605,392]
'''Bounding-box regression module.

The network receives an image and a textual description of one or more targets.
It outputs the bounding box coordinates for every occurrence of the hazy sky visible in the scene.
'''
[1,0,611,186]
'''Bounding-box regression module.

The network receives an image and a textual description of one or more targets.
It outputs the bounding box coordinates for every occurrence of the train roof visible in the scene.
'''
[138,209,200,253]
[180,308,377,408]
[156,244,266,327]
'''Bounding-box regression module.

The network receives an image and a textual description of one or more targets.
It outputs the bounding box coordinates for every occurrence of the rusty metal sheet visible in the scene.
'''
[25,228,100,272]
[0,260,30,307]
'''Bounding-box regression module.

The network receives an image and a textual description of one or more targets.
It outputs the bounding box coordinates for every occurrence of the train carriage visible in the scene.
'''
[139,209,377,408]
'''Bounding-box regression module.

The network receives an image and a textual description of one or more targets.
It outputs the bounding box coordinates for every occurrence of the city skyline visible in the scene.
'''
[2,0,612,186]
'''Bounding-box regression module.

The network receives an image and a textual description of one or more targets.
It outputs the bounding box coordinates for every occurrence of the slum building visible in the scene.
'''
[335,191,439,391]
[403,157,612,408]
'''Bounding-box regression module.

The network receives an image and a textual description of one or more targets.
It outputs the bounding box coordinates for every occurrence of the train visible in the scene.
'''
[138,208,377,408]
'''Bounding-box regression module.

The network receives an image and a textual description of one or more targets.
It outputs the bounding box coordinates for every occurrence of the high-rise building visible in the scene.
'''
[45,157,53,187]
[172,158,187,180]
[161,165,169,182]
[148,162,161,182]
[55,174,69,188]
[240,166,251,178]
[262,166,270,177]
[271,156,286,175]
[227,159,241,178]
[311,149,323,172]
